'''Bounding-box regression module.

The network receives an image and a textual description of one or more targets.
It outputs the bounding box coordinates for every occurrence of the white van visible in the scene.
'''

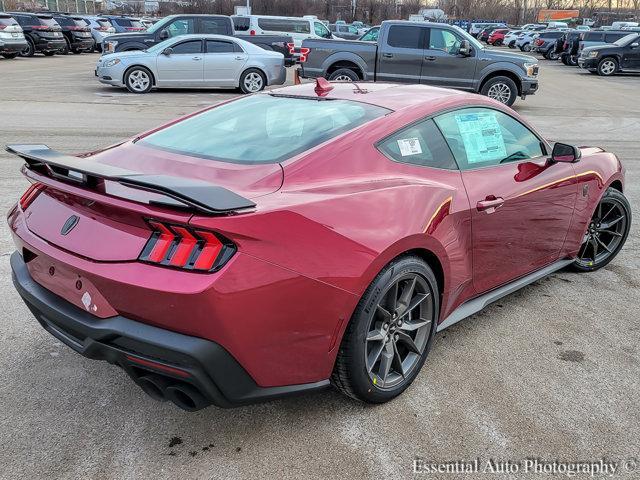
[231,15,336,47]
[545,21,569,29]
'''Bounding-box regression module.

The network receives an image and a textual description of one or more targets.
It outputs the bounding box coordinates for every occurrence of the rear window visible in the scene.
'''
[257,18,310,34]
[139,95,389,164]
[605,33,626,42]
[37,17,59,27]
[232,16,250,31]
[53,16,74,27]
[97,19,112,28]
[114,18,142,28]
[200,18,229,34]
[0,16,18,27]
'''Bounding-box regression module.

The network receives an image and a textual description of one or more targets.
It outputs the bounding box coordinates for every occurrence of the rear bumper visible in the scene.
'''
[35,38,67,52]
[70,37,95,50]
[11,252,329,409]
[0,39,28,53]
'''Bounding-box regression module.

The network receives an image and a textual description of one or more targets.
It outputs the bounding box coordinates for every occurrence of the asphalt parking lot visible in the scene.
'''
[0,53,638,479]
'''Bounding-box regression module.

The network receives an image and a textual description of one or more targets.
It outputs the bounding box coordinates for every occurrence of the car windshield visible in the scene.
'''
[614,33,640,46]
[453,25,484,50]
[138,95,390,164]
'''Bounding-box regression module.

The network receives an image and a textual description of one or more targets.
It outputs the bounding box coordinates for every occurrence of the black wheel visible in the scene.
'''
[522,42,531,52]
[597,57,618,76]
[571,188,631,272]
[2,53,18,59]
[328,68,359,82]
[547,50,559,61]
[332,256,438,403]
[568,55,578,66]
[43,51,55,56]
[19,38,35,57]
[508,41,516,48]
[561,55,569,65]
[495,39,503,46]
[481,75,518,106]
[239,68,266,94]
[124,66,153,93]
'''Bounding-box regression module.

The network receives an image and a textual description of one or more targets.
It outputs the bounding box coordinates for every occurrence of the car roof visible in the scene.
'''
[270,82,475,112]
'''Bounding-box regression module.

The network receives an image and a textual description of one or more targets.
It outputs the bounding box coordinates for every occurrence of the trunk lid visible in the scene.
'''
[16,141,283,262]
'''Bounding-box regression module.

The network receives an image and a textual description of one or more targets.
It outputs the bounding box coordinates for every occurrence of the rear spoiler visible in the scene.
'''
[6,144,256,214]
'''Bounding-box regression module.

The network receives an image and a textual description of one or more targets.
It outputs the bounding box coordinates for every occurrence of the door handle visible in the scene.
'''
[192,56,202,61]
[382,53,393,58]
[235,55,244,60]
[424,55,436,61]
[476,196,504,213]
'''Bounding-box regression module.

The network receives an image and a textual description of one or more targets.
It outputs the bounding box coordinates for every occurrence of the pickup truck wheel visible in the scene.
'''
[481,76,518,106]
[597,57,618,76]
[328,68,359,82]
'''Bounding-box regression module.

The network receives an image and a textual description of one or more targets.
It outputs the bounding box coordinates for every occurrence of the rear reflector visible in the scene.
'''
[139,220,234,272]
[19,183,45,210]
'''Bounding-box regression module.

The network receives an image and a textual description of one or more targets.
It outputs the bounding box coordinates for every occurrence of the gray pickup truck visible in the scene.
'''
[300,20,540,106]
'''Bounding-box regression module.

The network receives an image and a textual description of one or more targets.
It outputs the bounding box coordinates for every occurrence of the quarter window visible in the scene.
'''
[378,119,458,170]
[387,25,424,49]
[434,108,544,170]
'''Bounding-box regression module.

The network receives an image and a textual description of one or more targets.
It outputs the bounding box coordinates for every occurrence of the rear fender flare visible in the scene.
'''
[322,52,369,80]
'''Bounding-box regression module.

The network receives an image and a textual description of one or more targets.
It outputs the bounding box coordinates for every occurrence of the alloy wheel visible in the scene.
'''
[128,70,150,92]
[600,60,616,75]
[576,198,627,267]
[487,83,512,104]
[365,273,434,389]
[243,72,263,92]
[333,74,353,82]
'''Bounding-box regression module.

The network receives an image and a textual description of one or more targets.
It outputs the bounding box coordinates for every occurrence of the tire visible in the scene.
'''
[508,41,516,48]
[571,188,631,272]
[480,75,518,106]
[19,38,35,57]
[43,51,55,56]
[60,37,70,55]
[547,50,559,61]
[2,53,18,59]
[597,57,618,76]
[522,43,531,52]
[568,55,578,67]
[332,256,439,403]
[124,66,153,94]
[561,55,569,65]
[239,68,266,94]
[327,67,359,82]
[495,39,503,46]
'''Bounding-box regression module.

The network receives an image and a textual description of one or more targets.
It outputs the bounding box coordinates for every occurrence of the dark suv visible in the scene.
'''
[579,32,640,76]
[532,30,565,60]
[10,12,65,57]
[52,15,95,54]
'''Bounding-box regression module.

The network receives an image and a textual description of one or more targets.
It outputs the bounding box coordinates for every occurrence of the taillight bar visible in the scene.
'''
[139,220,234,272]
[19,183,45,210]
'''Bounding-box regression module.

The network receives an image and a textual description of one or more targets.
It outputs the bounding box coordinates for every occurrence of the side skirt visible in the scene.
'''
[436,258,574,332]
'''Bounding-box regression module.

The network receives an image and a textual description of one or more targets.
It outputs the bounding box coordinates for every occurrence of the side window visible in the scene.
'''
[171,40,202,54]
[200,18,229,34]
[232,17,250,32]
[605,33,625,42]
[360,27,379,42]
[387,25,424,49]
[377,119,458,170]
[428,28,461,54]
[434,108,544,170]
[206,40,235,53]
[314,22,330,38]
[166,19,194,37]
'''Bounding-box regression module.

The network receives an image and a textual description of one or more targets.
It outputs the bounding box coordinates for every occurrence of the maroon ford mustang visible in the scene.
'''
[7,81,631,410]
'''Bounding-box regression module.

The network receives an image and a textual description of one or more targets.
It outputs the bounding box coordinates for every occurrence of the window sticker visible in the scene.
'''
[397,138,423,156]
[454,112,507,164]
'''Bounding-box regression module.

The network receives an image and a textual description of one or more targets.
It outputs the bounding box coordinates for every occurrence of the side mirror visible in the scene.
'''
[162,47,173,56]
[458,40,471,56]
[159,29,169,40]
[551,142,581,163]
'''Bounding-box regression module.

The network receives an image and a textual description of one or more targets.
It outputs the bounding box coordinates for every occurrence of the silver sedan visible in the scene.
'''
[95,34,286,94]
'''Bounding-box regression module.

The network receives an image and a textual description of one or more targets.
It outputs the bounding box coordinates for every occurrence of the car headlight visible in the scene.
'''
[104,58,121,67]
[524,62,538,77]
[588,50,599,58]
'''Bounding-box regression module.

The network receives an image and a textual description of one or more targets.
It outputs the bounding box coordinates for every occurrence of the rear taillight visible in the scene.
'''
[299,47,310,63]
[286,42,295,54]
[0,25,6,30]
[19,183,45,210]
[535,39,544,46]
[139,220,233,272]
[250,29,256,35]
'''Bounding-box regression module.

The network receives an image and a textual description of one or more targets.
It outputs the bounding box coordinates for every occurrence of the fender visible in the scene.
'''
[116,43,148,52]
[321,51,371,80]
[476,63,526,91]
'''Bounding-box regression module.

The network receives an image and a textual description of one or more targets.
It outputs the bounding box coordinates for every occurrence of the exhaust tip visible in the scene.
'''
[166,384,209,412]
[137,374,170,402]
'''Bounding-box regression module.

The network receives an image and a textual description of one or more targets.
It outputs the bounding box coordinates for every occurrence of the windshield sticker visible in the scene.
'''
[397,138,423,156]
[455,112,506,164]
